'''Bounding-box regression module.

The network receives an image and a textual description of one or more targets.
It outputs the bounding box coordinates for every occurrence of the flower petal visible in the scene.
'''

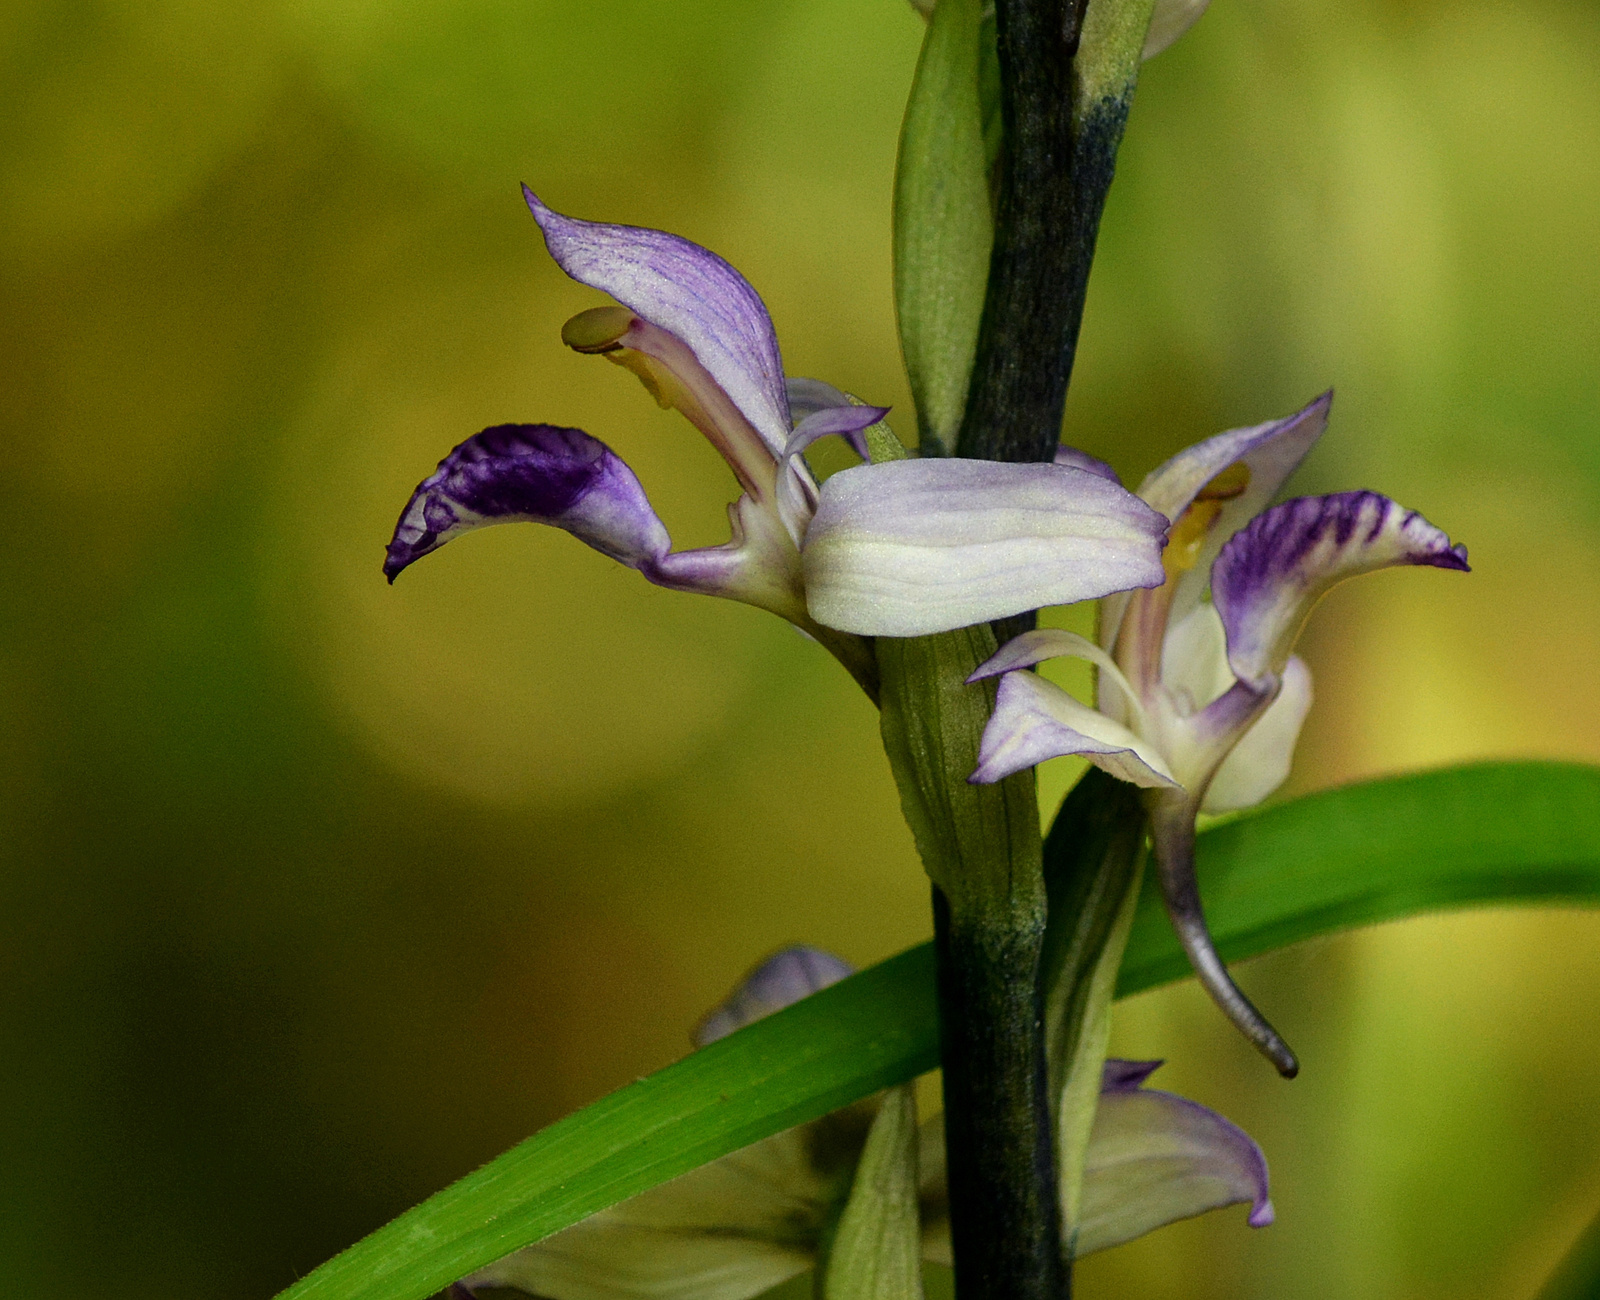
[802,459,1169,637]
[968,627,1129,692]
[1103,393,1333,647]
[1212,491,1470,688]
[1075,1062,1273,1256]
[462,1126,824,1300]
[1137,393,1331,538]
[1100,1059,1164,1092]
[787,377,877,460]
[1142,0,1211,58]
[525,188,792,457]
[1054,445,1123,483]
[775,403,892,547]
[693,946,855,1048]
[1201,655,1312,813]
[384,424,670,582]
[971,670,1179,787]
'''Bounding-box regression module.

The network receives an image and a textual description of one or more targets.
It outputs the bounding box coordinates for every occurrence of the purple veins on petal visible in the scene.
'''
[1211,490,1469,687]
[523,187,792,457]
[384,423,670,582]
[693,946,855,1047]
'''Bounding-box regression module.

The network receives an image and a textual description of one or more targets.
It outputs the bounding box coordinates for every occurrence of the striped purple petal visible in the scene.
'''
[693,946,855,1047]
[1212,491,1470,688]
[525,188,792,458]
[384,423,670,582]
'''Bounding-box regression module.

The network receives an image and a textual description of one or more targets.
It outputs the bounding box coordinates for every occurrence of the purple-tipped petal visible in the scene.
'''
[803,459,1169,637]
[525,188,792,458]
[788,377,876,460]
[384,424,670,582]
[775,404,892,545]
[1054,445,1122,484]
[1212,491,1470,688]
[693,946,855,1047]
[971,671,1178,788]
[1101,1059,1164,1092]
[1076,1063,1274,1255]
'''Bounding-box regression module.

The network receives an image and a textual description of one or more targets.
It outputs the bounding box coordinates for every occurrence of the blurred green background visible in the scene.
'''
[3,0,1599,1295]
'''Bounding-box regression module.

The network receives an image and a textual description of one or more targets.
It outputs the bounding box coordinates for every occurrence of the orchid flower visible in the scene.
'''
[965,393,1470,1074]
[385,191,1170,696]
[454,946,1272,1300]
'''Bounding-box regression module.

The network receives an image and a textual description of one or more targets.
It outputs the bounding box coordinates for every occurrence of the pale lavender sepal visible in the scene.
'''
[1135,393,1333,628]
[773,403,891,546]
[1212,490,1470,687]
[970,671,1177,788]
[784,403,891,461]
[693,946,855,1047]
[1077,1059,1274,1255]
[787,377,875,460]
[524,188,792,458]
[384,424,670,582]
[803,459,1169,637]
[1054,445,1122,484]
[967,628,1125,688]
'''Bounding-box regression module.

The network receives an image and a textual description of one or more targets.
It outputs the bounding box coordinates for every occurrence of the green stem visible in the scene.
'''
[875,629,1060,1300]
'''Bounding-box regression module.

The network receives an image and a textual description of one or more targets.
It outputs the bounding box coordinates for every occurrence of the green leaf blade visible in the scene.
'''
[279,761,1600,1300]
[276,946,938,1300]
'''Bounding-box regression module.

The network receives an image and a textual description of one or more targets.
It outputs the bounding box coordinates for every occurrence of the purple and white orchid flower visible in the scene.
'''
[385,191,1172,695]
[385,188,894,691]
[966,393,1470,1075]
[455,946,1271,1300]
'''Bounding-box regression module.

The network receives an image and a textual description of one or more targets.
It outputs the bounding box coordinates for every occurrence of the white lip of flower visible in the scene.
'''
[455,947,1273,1300]
[965,394,1470,1076]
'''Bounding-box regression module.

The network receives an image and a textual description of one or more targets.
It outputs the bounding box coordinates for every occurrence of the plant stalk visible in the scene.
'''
[955,0,1139,465]
[934,888,1066,1300]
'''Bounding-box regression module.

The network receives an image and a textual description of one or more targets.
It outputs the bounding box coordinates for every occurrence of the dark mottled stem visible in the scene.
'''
[955,0,1135,465]
[931,0,1148,1290]
[934,888,1067,1300]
